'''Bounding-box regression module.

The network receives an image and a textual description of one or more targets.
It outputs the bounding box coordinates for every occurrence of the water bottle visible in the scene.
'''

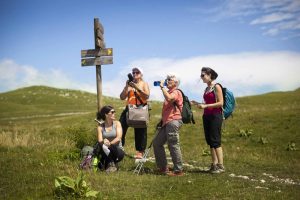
[153,80,167,86]
[153,81,161,86]
[92,157,99,172]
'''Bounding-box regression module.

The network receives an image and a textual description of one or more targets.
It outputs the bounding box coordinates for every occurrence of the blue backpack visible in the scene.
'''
[214,83,235,119]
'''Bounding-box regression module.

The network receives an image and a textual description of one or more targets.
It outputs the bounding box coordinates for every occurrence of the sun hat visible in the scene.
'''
[132,67,143,75]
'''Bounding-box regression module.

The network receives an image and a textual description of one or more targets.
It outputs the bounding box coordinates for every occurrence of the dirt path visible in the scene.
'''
[1,112,93,120]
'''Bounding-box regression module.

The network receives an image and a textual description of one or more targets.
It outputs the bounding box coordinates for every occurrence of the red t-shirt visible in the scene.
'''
[162,88,183,126]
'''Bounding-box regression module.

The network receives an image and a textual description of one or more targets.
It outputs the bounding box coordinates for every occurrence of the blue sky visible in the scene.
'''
[0,0,300,101]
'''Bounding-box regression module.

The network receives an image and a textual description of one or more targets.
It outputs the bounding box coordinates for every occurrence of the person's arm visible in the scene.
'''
[120,81,129,100]
[97,126,104,144]
[160,80,175,102]
[129,81,150,100]
[98,125,112,146]
[198,84,223,109]
[190,100,202,105]
[109,121,122,145]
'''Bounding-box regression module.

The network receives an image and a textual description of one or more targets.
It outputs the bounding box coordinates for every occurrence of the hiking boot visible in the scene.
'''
[216,163,225,173]
[167,170,184,177]
[106,162,117,173]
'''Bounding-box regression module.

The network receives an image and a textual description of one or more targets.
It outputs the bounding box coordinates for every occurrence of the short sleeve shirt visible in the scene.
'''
[162,88,183,126]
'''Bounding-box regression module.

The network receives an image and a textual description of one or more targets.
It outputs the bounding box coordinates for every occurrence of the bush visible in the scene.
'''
[66,126,96,149]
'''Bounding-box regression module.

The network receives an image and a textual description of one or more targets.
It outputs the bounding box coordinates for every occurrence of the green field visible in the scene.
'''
[0,86,299,199]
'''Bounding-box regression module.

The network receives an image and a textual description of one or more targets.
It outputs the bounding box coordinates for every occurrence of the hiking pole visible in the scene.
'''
[133,123,161,175]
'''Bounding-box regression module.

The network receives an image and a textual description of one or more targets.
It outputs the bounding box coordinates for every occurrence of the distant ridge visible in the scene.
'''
[0,85,123,119]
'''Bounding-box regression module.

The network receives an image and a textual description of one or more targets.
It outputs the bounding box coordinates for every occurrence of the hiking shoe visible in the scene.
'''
[209,164,220,174]
[210,163,225,174]
[106,162,117,173]
[208,163,215,171]
[167,170,184,177]
[134,151,143,159]
[216,163,225,173]
[157,167,170,175]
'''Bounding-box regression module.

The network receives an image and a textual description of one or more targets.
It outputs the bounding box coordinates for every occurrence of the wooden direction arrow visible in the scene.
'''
[81,56,113,66]
[81,48,113,58]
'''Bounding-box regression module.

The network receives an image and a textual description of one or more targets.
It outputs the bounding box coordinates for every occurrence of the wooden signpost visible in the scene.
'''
[81,18,113,111]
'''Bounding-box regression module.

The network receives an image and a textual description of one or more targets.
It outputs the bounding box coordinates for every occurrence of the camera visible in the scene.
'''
[153,80,167,86]
[127,73,134,82]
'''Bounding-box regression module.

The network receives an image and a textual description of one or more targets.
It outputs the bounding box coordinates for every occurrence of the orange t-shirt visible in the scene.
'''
[161,88,183,126]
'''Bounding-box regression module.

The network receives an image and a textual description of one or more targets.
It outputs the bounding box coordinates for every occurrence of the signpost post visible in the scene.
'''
[81,18,113,111]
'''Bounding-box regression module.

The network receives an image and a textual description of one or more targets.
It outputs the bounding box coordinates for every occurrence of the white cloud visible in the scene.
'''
[1,52,300,101]
[101,51,300,101]
[209,0,300,38]
[0,59,96,93]
[250,13,294,24]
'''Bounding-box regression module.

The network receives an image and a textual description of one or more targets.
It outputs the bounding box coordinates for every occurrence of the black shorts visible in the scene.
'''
[202,114,223,148]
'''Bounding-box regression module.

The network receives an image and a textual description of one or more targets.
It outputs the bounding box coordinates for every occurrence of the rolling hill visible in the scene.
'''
[0,85,299,199]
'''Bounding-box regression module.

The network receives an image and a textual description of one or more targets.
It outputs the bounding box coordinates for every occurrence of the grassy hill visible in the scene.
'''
[0,86,299,199]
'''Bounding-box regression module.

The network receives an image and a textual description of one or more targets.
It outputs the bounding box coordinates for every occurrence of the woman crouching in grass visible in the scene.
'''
[93,105,125,173]
[191,67,225,174]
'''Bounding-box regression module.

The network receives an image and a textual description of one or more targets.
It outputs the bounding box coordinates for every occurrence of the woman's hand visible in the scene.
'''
[159,80,165,88]
[197,104,207,109]
[103,138,111,147]
[128,81,136,88]
[191,100,206,109]
[190,100,199,105]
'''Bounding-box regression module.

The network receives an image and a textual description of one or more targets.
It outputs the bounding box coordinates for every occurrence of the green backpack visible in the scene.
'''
[174,89,195,124]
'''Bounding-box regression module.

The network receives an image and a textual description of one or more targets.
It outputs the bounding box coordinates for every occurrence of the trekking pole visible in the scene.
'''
[133,123,161,175]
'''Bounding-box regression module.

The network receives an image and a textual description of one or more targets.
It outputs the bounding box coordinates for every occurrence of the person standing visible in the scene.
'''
[191,67,225,173]
[93,105,124,173]
[153,73,184,176]
[119,67,150,159]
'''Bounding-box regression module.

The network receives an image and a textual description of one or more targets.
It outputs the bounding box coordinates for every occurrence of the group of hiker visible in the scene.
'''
[91,66,225,176]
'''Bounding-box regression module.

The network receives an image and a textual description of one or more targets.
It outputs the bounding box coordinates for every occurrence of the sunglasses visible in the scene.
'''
[201,74,206,78]
[109,110,116,114]
[167,78,173,81]
[132,71,140,75]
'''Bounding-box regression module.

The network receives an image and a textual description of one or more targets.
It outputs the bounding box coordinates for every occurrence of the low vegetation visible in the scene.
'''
[0,86,299,199]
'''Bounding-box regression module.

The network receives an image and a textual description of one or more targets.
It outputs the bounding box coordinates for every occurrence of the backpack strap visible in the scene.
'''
[213,83,225,119]
[173,89,195,124]
[173,89,182,112]
[134,90,146,106]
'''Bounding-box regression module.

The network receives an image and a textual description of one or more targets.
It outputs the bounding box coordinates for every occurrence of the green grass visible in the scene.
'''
[0,86,299,199]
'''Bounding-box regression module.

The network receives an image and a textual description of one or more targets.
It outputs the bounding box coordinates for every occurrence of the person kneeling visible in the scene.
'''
[93,105,125,173]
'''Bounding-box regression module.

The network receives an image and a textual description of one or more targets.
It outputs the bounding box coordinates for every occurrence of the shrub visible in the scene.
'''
[66,126,96,149]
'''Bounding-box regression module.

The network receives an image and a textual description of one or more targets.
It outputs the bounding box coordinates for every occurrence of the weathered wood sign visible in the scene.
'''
[80,18,113,111]
[81,48,113,58]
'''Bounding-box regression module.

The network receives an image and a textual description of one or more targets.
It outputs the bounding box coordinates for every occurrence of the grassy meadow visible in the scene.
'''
[0,86,299,199]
